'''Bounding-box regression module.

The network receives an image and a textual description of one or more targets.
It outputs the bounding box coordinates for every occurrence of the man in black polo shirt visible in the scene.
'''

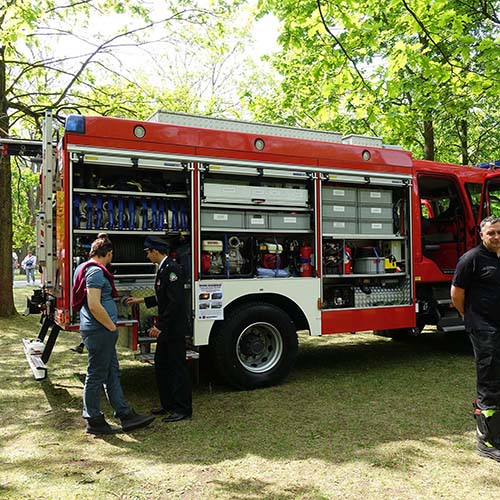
[452,215,500,461]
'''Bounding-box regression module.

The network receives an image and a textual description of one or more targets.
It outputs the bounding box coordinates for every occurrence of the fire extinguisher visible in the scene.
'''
[343,244,352,274]
[299,243,313,277]
[201,253,211,274]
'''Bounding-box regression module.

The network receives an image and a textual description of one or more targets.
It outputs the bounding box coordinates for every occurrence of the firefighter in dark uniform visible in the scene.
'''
[451,215,500,461]
[126,236,192,422]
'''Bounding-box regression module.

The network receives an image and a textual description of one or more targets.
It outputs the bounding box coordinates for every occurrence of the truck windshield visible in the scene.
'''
[485,181,500,218]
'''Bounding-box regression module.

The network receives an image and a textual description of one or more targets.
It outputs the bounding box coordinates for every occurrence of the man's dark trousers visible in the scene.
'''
[154,337,192,416]
[470,328,500,410]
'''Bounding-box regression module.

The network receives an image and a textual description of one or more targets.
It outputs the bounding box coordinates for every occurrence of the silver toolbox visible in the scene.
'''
[354,280,411,307]
[323,203,357,219]
[353,257,384,274]
[204,182,308,207]
[201,209,244,229]
[245,213,268,229]
[269,213,310,230]
[264,186,309,207]
[358,189,393,206]
[322,187,357,204]
[203,183,249,204]
[322,218,357,234]
[358,206,393,221]
[358,220,394,235]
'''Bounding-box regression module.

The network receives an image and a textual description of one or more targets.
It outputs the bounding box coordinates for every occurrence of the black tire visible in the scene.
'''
[211,302,298,390]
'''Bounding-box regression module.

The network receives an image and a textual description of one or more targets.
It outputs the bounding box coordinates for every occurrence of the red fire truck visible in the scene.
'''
[18,110,500,387]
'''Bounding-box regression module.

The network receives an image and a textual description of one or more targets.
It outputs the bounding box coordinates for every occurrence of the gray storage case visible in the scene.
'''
[358,205,393,220]
[269,213,310,230]
[322,218,357,234]
[358,189,393,206]
[323,203,357,219]
[201,209,245,229]
[358,220,394,235]
[245,213,268,229]
[322,187,357,204]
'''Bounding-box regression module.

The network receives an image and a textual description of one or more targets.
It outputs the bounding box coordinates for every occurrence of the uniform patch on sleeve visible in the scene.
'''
[169,272,178,282]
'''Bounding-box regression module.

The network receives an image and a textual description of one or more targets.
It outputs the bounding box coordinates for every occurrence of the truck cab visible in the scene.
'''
[412,160,486,333]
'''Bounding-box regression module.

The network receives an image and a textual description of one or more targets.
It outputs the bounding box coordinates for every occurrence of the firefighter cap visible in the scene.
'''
[144,236,169,252]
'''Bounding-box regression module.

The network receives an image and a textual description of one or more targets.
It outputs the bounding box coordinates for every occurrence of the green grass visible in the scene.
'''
[0,287,497,499]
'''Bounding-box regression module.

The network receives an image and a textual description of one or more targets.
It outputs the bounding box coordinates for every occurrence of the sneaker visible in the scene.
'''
[477,438,500,462]
[120,409,155,432]
[86,414,121,435]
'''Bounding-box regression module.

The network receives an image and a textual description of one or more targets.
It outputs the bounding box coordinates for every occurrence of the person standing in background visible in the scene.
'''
[12,251,18,282]
[21,251,37,285]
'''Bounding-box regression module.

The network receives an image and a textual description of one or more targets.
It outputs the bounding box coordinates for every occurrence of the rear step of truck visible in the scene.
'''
[135,336,199,363]
[437,316,465,333]
[135,350,200,364]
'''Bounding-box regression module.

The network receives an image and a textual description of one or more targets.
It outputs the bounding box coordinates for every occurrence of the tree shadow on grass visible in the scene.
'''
[2,325,479,482]
[77,331,477,470]
[209,478,331,500]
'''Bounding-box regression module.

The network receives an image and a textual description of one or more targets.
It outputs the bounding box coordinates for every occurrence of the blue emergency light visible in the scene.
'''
[65,115,85,133]
[476,160,500,169]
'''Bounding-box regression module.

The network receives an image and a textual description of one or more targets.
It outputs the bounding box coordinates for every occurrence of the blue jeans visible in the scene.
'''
[26,268,35,283]
[81,328,130,419]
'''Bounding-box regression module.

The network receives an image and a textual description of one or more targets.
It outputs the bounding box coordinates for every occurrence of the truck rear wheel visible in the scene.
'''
[211,302,298,389]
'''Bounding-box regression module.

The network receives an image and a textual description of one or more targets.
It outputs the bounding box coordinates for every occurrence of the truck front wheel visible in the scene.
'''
[211,302,298,389]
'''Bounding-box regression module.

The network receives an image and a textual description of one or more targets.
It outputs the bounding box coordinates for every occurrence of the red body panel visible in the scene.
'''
[67,116,413,174]
[322,306,416,334]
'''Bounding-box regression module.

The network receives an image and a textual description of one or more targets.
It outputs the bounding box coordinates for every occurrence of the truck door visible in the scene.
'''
[479,173,500,221]
[417,174,467,273]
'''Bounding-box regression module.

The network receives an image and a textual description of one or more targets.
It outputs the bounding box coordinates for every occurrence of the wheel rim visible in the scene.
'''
[236,322,283,373]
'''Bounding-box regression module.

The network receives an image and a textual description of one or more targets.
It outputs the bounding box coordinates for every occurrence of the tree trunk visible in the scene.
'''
[0,46,17,316]
[459,119,469,165]
[423,120,435,161]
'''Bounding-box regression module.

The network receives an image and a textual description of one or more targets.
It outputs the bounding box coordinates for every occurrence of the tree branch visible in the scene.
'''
[401,0,452,66]
[315,0,372,91]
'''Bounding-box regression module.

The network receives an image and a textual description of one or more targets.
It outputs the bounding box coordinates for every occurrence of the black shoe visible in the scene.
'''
[162,412,192,423]
[71,344,84,354]
[477,439,500,462]
[151,407,167,415]
[120,409,155,431]
[86,415,121,435]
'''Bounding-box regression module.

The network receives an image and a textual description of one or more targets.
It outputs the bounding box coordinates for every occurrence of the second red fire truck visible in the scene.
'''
[20,110,500,388]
